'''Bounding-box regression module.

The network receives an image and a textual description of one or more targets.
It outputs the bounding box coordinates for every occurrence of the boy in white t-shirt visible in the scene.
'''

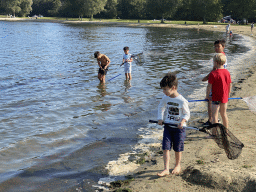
[120,46,133,81]
[157,72,190,177]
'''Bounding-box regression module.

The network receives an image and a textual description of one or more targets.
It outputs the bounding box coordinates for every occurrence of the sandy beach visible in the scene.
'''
[108,24,256,191]
[2,17,256,191]
[99,23,255,191]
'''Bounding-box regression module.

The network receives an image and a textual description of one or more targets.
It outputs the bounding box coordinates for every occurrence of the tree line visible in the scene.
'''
[1,0,255,23]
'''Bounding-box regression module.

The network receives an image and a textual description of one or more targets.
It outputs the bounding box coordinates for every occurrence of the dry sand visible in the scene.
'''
[2,17,256,191]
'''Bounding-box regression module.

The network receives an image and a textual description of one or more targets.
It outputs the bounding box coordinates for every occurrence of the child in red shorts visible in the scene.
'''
[206,53,232,128]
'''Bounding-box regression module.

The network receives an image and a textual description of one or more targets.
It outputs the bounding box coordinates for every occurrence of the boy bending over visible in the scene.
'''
[157,73,190,177]
[206,53,232,129]
[94,51,110,83]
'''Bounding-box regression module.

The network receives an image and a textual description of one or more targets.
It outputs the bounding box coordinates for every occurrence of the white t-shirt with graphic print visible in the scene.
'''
[158,94,190,127]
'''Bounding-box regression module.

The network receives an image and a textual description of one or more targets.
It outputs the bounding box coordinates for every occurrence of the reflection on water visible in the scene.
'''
[124,80,132,92]
[97,83,108,97]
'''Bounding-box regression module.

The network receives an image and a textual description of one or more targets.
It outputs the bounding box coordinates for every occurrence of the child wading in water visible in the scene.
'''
[94,51,111,83]
[157,73,190,176]
[120,46,133,81]
[206,53,232,129]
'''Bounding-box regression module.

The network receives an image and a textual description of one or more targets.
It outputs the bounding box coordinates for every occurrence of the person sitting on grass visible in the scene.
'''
[157,72,190,177]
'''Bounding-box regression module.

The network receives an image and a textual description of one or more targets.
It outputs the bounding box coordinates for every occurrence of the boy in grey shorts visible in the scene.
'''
[157,72,190,177]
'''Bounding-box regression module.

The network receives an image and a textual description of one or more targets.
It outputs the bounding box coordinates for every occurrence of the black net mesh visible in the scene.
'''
[133,53,144,66]
[205,123,244,160]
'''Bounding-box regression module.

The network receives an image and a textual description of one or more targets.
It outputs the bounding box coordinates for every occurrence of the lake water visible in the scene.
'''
[0,21,255,191]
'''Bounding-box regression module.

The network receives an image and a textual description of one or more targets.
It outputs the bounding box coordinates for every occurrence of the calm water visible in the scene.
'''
[0,21,255,191]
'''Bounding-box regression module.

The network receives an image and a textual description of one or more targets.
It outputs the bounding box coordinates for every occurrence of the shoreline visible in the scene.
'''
[2,17,256,191]
[84,21,256,191]
[1,17,254,37]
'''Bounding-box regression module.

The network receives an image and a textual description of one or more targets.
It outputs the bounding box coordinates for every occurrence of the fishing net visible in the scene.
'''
[204,123,244,160]
[149,120,244,160]
[242,96,256,114]
[132,53,145,66]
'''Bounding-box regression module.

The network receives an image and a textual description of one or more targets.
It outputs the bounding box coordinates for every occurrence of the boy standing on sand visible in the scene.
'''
[157,73,190,177]
[120,46,133,81]
[94,51,111,83]
[206,53,232,128]
[202,40,227,126]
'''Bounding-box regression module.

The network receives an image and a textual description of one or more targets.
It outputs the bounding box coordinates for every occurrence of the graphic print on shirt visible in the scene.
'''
[167,101,180,122]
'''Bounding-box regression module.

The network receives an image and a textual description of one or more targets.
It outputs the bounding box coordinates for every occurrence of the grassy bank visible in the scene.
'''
[0,15,240,26]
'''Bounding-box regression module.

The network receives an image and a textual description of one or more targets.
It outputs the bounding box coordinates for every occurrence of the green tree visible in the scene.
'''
[227,0,256,23]
[99,0,118,18]
[19,0,32,16]
[146,0,182,21]
[190,0,222,23]
[6,0,21,16]
[81,0,108,19]
[31,0,62,16]
[130,0,146,19]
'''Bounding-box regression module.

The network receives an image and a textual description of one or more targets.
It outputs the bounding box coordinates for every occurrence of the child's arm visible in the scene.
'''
[98,60,103,69]
[158,97,167,125]
[178,100,190,129]
[202,73,210,81]
[178,119,187,129]
[229,83,232,97]
[103,56,110,69]
[206,83,212,100]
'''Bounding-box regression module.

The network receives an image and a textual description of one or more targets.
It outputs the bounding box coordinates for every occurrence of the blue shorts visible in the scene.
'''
[162,125,186,152]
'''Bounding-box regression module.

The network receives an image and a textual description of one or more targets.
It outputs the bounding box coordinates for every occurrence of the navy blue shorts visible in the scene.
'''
[162,125,186,152]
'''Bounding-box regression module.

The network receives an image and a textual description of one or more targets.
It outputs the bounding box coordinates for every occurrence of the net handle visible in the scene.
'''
[188,97,243,102]
[188,97,242,102]
[149,120,202,131]
[108,73,121,81]
[131,52,143,57]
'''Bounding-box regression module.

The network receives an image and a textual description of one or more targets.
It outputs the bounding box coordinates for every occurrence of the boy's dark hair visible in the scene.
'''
[123,46,129,51]
[94,51,100,58]
[214,39,226,47]
[160,72,178,88]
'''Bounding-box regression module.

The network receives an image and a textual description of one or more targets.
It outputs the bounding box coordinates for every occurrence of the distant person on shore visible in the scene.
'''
[157,72,190,177]
[202,40,227,127]
[251,22,254,33]
[120,46,133,81]
[94,51,110,83]
[229,30,233,40]
[206,53,232,129]
[226,24,230,34]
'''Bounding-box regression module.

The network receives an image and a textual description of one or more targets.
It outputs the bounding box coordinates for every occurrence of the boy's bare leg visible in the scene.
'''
[211,104,220,135]
[98,73,104,83]
[102,75,106,83]
[208,101,212,122]
[125,73,129,81]
[157,150,170,177]
[172,151,182,174]
[128,73,132,80]
[219,103,228,128]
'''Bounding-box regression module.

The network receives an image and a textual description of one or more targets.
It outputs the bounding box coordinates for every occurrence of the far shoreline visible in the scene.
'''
[1,17,254,40]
